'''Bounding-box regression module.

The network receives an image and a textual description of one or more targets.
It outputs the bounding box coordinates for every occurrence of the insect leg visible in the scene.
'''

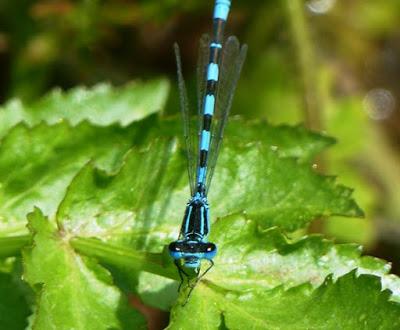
[175,260,189,292]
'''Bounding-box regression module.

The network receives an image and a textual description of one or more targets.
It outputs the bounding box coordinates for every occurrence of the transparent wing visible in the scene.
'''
[174,43,197,194]
[206,37,248,192]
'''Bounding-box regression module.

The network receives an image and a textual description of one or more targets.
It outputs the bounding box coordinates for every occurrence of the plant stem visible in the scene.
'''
[284,0,324,131]
[0,235,30,258]
[366,127,400,225]
[70,237,178,281]
[0,234,179,280]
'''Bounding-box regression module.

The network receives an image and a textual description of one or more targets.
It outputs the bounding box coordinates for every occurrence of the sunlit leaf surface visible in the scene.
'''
[23,209,146,330]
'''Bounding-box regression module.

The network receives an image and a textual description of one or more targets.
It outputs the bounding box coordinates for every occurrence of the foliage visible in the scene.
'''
[0,81,399,329]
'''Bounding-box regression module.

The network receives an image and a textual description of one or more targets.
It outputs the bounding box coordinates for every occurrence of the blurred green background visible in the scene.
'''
[0,0,399,272]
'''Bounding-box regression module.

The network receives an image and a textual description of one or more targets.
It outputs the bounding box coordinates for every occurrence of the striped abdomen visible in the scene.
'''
[196,0,231,191]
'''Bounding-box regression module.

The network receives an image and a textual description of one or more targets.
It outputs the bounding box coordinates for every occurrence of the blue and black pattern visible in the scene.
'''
[169,0,247,291]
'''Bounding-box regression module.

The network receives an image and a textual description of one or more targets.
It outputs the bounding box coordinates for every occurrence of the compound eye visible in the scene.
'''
[168,242,180,252]
[205,243,216,252]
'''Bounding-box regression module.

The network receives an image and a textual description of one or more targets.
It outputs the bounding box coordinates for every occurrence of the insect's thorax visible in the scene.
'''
[180,192,210,241]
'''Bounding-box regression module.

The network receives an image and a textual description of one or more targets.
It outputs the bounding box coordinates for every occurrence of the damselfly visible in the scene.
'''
[169,0,247,296]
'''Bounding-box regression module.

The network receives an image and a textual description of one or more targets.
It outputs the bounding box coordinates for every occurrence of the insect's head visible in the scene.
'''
[169,241,217,268]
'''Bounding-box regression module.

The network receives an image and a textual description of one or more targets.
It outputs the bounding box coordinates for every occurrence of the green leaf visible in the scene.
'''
[165,215,400,329]
[70,237,179,311]
[207,215,399,298]
[57,136,360,247]
[0,79,169,138]
[211,143,361,231]
[23,208,146,330]
[0,111,368,320]
[0,114,336,237]
[57,134,363,311]
[0,114,325,237]
[168,271,400,330]
[225,119,335,162]
[70,214,400,325]
[158,117,334,162]
[0,118,159,236]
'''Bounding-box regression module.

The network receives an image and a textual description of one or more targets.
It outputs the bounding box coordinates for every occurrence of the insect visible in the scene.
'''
[169,0,247,296]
